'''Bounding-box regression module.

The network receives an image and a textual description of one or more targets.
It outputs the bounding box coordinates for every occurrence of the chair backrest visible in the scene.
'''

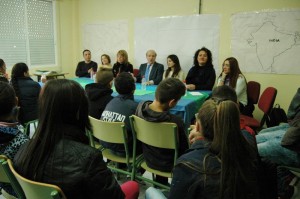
[0,155,26,199]
[247,81,261,104]
[89,116,127,144]
[258,87,277,127]
[7,159,67,199]
[130,115,178,149]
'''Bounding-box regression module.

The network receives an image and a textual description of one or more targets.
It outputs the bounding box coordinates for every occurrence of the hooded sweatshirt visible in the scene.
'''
[135,101,188,172]
[85,83,113,119]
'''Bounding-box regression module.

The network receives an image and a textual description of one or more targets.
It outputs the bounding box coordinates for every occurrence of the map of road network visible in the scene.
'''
[231,10,300,74]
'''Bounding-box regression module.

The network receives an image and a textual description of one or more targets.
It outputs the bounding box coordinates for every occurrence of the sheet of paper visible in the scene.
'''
[189,92,203,96]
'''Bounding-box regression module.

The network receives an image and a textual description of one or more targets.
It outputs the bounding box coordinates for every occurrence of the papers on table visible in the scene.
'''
[188,92,203,96]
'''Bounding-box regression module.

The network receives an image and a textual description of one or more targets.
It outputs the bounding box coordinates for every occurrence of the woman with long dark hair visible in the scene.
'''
[10,62,40,125]
[163,54,185,81]
[168,99,258,199]
[14,79,139,199]
[217,57,248,112]
[0,59,9,82]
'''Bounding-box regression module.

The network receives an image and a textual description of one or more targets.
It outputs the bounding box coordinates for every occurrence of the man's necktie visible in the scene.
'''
[145,64,150,81]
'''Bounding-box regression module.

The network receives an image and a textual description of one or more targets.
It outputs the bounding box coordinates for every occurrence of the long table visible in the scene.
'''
[73,78,211,128]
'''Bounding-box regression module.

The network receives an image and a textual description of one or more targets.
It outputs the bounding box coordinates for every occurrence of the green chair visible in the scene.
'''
[6,159,67,199]
[129,115,179,190]
[23,119,38,136]
[0,155,25,199]
[88,116,134,179]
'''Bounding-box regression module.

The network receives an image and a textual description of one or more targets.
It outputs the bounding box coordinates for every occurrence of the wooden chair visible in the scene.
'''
[240,87,277,130]
[6,159,67,199]
[0,155,25,199]
[88,116,134,179]
[129,115,178,190]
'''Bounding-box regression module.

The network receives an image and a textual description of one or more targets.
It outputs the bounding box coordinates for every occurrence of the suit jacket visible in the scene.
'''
[136,62,164,85]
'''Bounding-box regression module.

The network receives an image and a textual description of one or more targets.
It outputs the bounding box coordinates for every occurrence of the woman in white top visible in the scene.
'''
[98,54,112,70]
[163,54,185,82]
[217,57,248,112]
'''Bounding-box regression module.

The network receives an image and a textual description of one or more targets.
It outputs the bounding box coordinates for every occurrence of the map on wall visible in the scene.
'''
[231,10,300,74]
[134,15,220,74]
[82,20,129,64]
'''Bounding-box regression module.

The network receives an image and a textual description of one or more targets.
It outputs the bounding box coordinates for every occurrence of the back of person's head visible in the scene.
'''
[11,62,29,78]
[212,85,237,103]
[193,47,213,67]
[155,78,185,105]
[196,100,217,141]
[95,68,113,86]
[17,79,91,179]
[0,82,17,120]
[208,99,257,199]
[114,72,135,95]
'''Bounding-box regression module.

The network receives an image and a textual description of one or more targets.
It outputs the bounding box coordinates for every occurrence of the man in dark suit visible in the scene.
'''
[136,50,164,85]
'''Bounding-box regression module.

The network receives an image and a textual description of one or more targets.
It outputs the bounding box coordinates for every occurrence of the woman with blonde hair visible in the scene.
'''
[112,50,133,77]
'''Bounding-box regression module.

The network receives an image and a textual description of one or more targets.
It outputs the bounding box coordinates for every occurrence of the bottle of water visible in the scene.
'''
[141,76,146,91]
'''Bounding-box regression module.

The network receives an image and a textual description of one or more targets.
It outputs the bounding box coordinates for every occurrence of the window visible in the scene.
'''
[0,0,56,68]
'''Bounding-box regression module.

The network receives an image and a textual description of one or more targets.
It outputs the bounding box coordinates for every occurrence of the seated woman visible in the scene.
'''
[216,57,248,114]
[0,82,29,197]
[98,54,112,70]
[112,50,133,77]
[0,59,9,82]
[146,99,258,199]
[13,79,139,199]
[10,63,41,126]
[162,54,185,82]
[185,47,216,90]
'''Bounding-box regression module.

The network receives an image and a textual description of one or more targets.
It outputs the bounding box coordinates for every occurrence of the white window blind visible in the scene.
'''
[0,0,56,68]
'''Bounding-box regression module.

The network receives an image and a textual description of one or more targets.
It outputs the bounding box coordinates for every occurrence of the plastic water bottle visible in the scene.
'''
[141,76,146,91]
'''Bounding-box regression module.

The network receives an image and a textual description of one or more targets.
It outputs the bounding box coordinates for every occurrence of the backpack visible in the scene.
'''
[266,104,288,127]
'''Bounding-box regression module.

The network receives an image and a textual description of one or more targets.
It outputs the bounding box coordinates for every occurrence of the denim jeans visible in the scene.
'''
[257,124,300,167]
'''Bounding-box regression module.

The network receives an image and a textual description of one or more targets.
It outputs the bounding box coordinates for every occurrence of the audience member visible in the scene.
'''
[75,49,98,77]
[112,50,133,77]
[14,79,139,199]
[216,57,248,115]
[163,54,185,82]
[185,47,216,90]
[135,78,188,185]
[0,59,8,82]
[10,63,41,126]
[98,54,112,70]
[100,72,139,156]
[136,50,164,85]
[146,99,258,199]
[0,82,29,197]
[85,68,114,119]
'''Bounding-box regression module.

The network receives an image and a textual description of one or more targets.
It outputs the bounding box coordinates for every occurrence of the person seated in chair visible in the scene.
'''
[14,79,139,199]
[135,78,188,185]
[136,49,164,85]
[100,72,140,156]
[0,82,29,197]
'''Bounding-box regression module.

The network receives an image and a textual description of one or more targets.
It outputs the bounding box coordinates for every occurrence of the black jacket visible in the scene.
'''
[135,101,188,172]
[186,64,216,90]
[16,77,41,124]
[100,94,138,154]
[14,125,124,199]
[85,83,113,119]
[112,62,133,77]
[75,61,98,77]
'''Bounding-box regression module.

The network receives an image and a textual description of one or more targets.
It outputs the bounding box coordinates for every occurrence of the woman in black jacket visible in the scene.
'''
[10,62,40,125]
[14,79,139,199]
